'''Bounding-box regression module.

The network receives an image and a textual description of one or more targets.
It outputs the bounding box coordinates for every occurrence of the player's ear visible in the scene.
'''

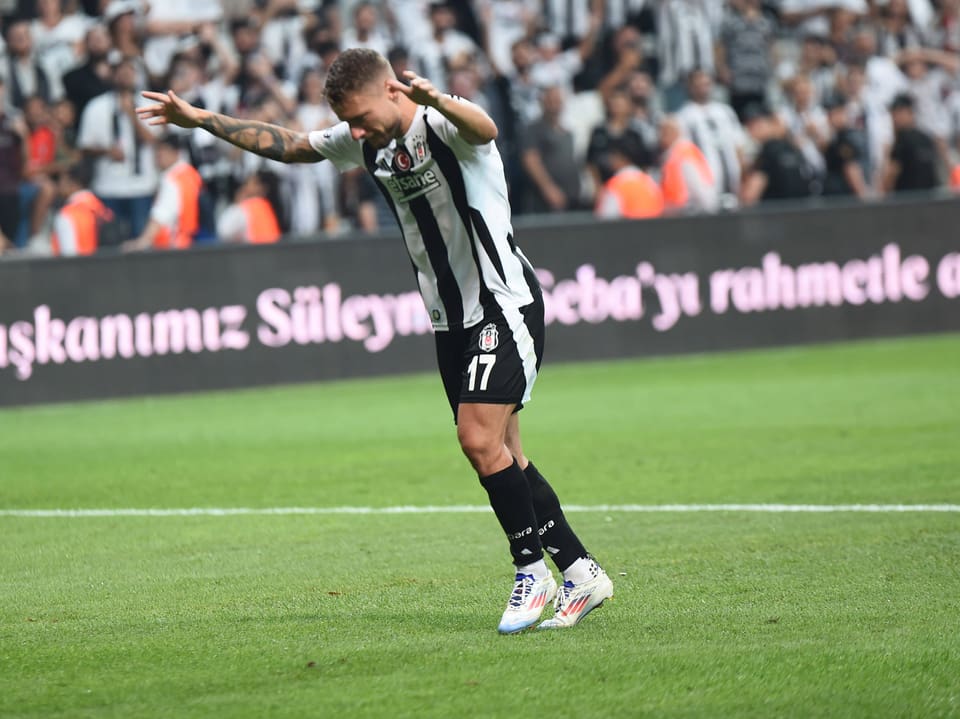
[385,76,399,102]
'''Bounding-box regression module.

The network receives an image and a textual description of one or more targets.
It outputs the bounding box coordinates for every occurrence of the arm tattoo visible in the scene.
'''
[199,113,320,163]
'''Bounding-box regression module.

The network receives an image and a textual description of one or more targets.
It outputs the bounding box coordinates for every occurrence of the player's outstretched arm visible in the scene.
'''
[388,71,497,146]
[137,90,324,163]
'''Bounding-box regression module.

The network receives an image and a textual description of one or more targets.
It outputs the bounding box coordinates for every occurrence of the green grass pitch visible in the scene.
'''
[2,334,958,718]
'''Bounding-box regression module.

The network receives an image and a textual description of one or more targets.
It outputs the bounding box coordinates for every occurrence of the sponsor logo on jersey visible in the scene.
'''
[382,168,441,202]
[479,323,499,351]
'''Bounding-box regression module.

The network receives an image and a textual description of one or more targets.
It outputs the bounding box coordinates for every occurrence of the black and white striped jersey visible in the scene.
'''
[308,102,535,332]
[676,100,746,196]
[656,0,716,87]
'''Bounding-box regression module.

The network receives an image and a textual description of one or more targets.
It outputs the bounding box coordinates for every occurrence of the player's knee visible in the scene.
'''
[456,424,488,460]
[457,424,500,473]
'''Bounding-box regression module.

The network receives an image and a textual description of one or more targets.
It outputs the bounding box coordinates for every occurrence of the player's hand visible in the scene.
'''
[137,90,202,129]
[389,71,443,109]
[544,184,567,211]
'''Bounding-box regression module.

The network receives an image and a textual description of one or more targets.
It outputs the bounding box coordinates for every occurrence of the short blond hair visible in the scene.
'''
[324,48,392,106]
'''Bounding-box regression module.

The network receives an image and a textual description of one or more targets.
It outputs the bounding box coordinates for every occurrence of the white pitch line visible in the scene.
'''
[1,504,959,518]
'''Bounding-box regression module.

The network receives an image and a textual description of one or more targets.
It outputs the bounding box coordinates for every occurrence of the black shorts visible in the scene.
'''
[434,296,545,423]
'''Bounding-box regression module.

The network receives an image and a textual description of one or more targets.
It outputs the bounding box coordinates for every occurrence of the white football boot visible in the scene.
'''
[497,572,558,634]
[538,560,613,629]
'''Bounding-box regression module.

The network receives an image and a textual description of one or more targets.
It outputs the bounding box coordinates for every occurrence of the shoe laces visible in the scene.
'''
[553,580,575,611]
[507,573,534,609]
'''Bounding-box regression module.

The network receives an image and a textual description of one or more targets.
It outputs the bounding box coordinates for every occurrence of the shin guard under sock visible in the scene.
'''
[479,459,544,566]
[523,461,588,572]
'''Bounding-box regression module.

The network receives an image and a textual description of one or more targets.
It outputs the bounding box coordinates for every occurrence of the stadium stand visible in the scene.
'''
[1,0,959,256]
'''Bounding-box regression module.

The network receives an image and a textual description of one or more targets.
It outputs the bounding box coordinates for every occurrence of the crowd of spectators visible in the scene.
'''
[1,0,960,256]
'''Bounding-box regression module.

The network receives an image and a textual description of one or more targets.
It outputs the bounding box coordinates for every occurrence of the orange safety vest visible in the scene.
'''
[240,196,282,244]
[154,161,203,250]
[51,190,113,257]
[950,164,960,191]
[598,167,665,219]
[661,139,714,210]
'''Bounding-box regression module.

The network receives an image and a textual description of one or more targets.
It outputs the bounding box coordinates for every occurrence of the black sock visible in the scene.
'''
[523,461,588,572]
[479,459,543,566]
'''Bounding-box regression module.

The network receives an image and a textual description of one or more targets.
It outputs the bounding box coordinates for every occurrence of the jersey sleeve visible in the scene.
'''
[425,99,492,157]
[560,48,584,77]
[595,188,622,219]
[150,175,180,226]
[308,122,362,172]
[839,134,862,164]
[76,98,109,150]
[216,203,248,243]
[724,105,747,148]
[890,135,906,166]
[586,127,606,167]
[53,212,77,256]
[754,142,776,176]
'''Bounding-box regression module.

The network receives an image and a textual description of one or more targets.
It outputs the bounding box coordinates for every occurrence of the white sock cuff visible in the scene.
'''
[562,556,596,584]
[516,559,551,580]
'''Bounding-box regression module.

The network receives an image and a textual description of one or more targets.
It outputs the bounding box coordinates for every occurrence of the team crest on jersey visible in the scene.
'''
[413,136,427,163]
[478,323,499,352]
[393,147,412,172]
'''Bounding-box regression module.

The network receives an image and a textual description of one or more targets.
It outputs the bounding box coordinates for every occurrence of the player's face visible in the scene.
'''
[333,79,403,149]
